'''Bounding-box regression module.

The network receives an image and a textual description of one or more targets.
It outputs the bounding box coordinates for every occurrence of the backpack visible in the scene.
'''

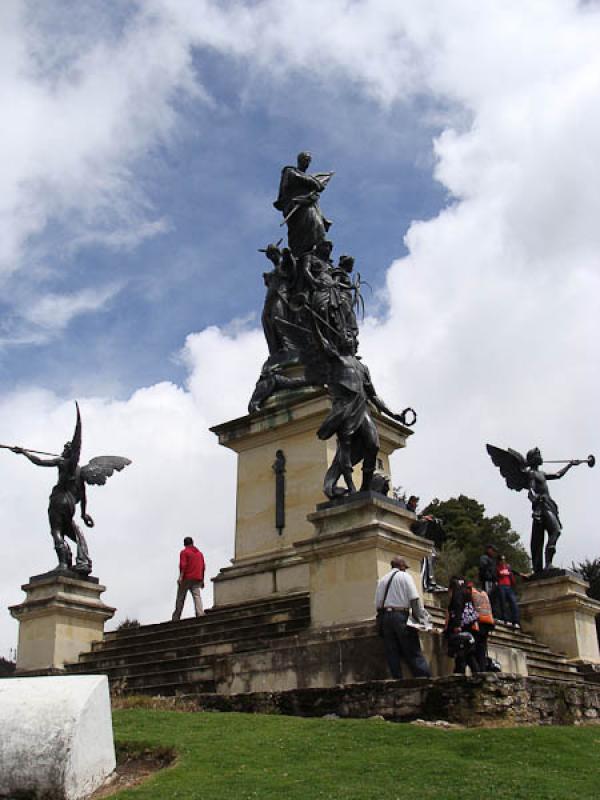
[461,601,479,627]
[472,588,495,626]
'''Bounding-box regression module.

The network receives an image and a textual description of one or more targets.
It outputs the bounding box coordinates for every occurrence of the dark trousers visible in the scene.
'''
[454,651,480,674]
[498,586,520,624]
[484,581,502,621]
[448,628,480,675]
[381,610,431,679]
[474,627,491,672]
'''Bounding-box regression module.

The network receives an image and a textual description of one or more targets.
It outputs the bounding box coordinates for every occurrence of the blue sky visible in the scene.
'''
[0,42,446,396]
[1,1,599,657]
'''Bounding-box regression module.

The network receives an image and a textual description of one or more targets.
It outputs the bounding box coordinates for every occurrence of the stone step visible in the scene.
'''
[65,593,313,691]
[72,660,215,687]
[83,612,310,662]
[426,608,572,661]
[101,592,310,646]
[71,623,311,674]
[525,650,578,670]
[64,589,586,697]
[525,657,583,682]
[112,663,215,688]
[114,677,217,696]
[99,605,310,650]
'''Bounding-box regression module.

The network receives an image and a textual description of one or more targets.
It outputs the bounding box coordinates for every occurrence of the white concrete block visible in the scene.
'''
[0,675,116,800]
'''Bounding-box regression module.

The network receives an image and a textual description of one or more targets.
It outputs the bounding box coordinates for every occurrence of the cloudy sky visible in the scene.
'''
[1,0,599,658]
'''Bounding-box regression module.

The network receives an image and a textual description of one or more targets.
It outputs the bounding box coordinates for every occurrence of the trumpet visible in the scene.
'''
[543,454,596,468]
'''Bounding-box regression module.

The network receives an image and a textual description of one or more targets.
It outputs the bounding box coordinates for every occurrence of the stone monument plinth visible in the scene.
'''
[211,386,412,607]
[0,675,116,800]
[295,492,432,627]
[9,571,115,673]
[519,570,600,664]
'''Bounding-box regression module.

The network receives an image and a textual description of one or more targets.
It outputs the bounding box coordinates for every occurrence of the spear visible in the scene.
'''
[0,444,61,457]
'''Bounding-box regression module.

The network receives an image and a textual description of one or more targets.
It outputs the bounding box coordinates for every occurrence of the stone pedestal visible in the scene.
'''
[294,492,432,627]
[211,388,412,607]
[0,676,116,800]
[9,571,116,672]
[519,571,600,664]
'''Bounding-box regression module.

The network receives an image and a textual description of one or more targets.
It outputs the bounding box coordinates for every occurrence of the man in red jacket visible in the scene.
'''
[172,537,206,621]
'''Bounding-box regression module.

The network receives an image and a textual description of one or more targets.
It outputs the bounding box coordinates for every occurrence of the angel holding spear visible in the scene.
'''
[3,403,131,576]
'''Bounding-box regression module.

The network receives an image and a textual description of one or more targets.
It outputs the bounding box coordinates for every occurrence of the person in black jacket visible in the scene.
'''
[444,577,480,675]
[479,544,501,619]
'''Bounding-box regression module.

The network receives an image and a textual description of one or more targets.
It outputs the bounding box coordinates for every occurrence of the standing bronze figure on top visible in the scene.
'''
[274,151,334,257]
[486,444,595,573]
[3,403,131,576]
[250,152,416,500]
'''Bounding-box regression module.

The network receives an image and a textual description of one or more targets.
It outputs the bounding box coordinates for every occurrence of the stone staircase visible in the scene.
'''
[65,592,311,695]
[426,606,582,683]
[491,623,582,681]
[65,591,583,695]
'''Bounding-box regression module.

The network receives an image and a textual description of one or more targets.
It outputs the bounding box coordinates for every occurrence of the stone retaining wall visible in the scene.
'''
[189,674,600,727]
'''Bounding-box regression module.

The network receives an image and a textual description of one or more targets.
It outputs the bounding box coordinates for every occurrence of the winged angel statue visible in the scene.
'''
[486,444,578,573]
[10,403,131,575]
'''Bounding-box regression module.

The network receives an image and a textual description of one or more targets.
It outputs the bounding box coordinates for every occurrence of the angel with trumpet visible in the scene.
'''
[486,444,594,573]
[2,403,131,576]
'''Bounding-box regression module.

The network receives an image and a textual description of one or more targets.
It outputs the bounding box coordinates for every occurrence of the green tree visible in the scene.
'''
[0,656,16,677]
[572,558,600,600]
[422,494,530,582]
[115,617,141,631]
[572,558,600,643]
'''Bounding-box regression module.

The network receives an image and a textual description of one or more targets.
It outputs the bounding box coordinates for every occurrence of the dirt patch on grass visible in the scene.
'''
[90,743,177,798]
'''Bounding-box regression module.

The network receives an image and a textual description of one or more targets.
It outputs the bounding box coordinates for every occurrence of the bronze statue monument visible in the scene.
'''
[486,444,594,573]
[4,404,131,576]
[273,151,334,257]
[250,153,416,499]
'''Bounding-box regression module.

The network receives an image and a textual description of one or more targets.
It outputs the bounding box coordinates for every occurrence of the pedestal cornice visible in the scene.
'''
[211,391,413,454]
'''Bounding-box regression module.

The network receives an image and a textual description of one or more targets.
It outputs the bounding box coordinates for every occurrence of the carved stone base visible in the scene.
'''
[9,572,115,672]
[295,492,433,627]
[211,389,413,608]
[519,571,600,664]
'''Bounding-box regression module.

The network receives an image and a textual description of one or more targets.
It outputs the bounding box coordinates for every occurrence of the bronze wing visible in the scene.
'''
[80,455,132,486]
[69,402,83,468]
[486,444,528,492]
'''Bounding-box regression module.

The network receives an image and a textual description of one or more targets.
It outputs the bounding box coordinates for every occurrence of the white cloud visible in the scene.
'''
[0,1,202,276]
[0,331,247,658]
[2,2,600,657]
[23,284,122,331]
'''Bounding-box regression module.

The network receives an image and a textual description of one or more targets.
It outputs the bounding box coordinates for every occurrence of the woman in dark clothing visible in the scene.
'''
[469,581,496,672]
[444,577,480,675]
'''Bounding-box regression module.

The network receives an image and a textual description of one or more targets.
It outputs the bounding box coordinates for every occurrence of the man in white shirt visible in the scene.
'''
[375,557,432,679]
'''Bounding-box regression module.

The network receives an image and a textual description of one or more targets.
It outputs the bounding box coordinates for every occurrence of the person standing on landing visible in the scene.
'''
[172,537,205,621]
[496,555,521,629]
[479,543,501,619]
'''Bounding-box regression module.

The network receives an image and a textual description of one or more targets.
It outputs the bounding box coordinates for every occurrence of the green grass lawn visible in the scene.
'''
[112,709,600,800]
